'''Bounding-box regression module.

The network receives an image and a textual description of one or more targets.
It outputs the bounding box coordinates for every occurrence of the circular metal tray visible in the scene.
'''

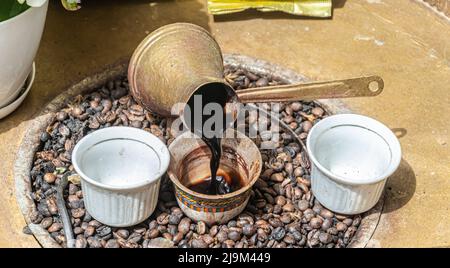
[14,54,382,248]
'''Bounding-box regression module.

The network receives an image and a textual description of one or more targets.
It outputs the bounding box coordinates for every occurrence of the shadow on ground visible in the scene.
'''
[383,159,416,213]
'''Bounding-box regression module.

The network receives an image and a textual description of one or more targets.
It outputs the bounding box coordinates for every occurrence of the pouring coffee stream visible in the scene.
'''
[128,23,385,196]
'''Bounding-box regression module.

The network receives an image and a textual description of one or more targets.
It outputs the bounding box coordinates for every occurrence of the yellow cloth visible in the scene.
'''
[207,0,332,17]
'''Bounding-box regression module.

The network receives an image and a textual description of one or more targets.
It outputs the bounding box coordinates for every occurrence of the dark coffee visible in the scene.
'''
[188,168,245,195]
[185,83,233,195]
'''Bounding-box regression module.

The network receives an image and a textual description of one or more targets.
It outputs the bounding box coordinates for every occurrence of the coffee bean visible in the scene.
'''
[43,173,56,184]
[322,218,333,231]
[275,196,287,206]
[71,208,85,219]
[242,224,256,237]
[178,218,191,234]
[162,233,172,241]
[344,227,357,244]
[105,239,120,248]
[216,230,228,243]
[282,203,295,212]
[298,200,309,211]
[319,209,334,219]
[71,226,83,235]
[191,238,208,248]
[84,225,95,237]
[114,229,129,239]
[269,218,283,228]
[270,173,284,182]
[319,232,332,244]
[157,212,170,225]
[310,217,323,229]
[227,230,241,242]
[87,237,102,248]
[97,226,112,237]
[272,227,286,241]
[311,107,324,117]
[41,217,53,229]
[336,222,347,232]
[280,213,292,224]
[343,218,353,226]
[48,222,62,233]
[302,121,313,132]
[255,77,268,87]
[75,237,87,248]
[222,240,235,248]
[290,102,302,112]
[172,232,184,244]
[148,229,159,239]
[196,221,207,235]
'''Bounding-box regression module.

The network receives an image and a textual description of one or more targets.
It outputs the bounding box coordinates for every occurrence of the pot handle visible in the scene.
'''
[236,76,384,103]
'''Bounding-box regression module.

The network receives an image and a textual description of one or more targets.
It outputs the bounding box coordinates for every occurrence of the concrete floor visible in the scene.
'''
[0,0,448,247]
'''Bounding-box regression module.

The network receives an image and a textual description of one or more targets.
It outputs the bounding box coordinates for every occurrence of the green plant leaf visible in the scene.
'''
[0,0,30,22]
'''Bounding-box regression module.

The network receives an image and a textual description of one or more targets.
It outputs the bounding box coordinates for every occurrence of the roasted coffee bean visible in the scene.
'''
[178,218,191,235]
[192,238,208,248]
[71,208,85,219]
[270,173,284,182]
[196,221,207,235]
[43,173,56,184]
[157,212,170,225]
[242,224,256,237]
[343,218,353,226]
[84,225,95,237]
[282,203,295,212]
[255,77,268,87]
[321,218,333,231]
[336,222,348,232]
[75,237,88,248]
[310,217,323,229]
[319,232,332,244]
[228,231,241,242]
[311,107,324,117]
[41,217,53,229]
[148,229,159,239]
[272,227,286,241]
[87,237,102,248]
[29,68,361,248]
[216,230,228,243]
[297,199,309,211]
[48,222,62,233]
[97,226,112,237]
[105,239,120,248]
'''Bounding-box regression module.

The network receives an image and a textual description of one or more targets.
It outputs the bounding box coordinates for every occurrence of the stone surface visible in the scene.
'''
[0,0,449,247]
[422,0,450,16]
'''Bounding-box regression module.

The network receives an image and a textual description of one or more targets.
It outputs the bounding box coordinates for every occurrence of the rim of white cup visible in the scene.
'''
[306,114,402,186]
[72,126,170,191]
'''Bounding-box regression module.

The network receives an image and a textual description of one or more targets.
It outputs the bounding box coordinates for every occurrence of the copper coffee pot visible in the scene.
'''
[128,23,383,122]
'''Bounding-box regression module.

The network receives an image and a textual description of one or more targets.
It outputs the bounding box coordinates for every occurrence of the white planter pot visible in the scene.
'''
[0,0,48,108]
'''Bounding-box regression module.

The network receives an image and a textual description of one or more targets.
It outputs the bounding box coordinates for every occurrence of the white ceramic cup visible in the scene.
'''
[0,1,48,107]
[72,126,170,227]
[306,114,401,215]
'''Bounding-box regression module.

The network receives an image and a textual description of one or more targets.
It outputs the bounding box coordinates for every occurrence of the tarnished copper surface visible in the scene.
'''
[128,23,235,117]
[129,23,383,124]
[237,75,384,103]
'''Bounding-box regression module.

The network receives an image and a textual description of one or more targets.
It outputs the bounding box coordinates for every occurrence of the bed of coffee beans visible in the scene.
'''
[28,66,361,248]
